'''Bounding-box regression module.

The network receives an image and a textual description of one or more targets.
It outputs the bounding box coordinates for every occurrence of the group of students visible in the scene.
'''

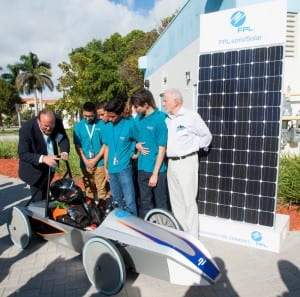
[18,87,212,238]
[74,88,168,219]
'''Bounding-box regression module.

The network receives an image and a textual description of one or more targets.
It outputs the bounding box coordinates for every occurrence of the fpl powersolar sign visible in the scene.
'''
[197,0,289,252]
[200,0,286,52]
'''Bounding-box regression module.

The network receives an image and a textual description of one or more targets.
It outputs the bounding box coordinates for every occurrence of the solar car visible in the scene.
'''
[7,165,221,296]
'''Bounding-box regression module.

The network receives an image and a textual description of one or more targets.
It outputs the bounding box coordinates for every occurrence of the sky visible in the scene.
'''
[0,0,187,99]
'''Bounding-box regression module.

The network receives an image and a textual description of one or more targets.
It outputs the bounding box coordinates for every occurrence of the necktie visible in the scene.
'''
[47,136,54,155]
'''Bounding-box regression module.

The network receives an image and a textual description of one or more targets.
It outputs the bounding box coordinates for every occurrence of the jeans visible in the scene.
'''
[109,166,137,215]
[138,170,169,218]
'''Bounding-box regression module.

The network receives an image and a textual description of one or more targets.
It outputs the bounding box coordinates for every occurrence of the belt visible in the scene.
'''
[168,152,197,161]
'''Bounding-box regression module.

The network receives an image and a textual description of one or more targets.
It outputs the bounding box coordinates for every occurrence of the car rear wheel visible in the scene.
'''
[144,208,182,230]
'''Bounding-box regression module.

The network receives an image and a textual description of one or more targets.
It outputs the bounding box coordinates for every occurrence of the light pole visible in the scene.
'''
[15,104,21,128]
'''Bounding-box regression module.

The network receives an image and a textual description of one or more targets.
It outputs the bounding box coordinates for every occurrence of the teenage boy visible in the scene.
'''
[130,88,169,217]
[103,98,137,215]
[73,101,108,204]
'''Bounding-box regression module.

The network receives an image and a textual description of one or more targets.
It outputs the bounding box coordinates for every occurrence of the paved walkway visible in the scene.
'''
[1,175,300,297]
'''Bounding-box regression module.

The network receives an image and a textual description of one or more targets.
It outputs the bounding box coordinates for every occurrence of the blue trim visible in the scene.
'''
[121,221,220,282]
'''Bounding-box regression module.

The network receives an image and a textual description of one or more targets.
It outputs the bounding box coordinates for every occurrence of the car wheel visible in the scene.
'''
[82,237,126,295]
[144,208,182,230]
[8,206,32,249]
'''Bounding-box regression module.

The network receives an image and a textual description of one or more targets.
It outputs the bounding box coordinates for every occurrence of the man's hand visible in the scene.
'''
[136,142,149,155]
[148,173,158,187]
[85,158,97,169]
[42,155,60,167]
[60,152,69,161]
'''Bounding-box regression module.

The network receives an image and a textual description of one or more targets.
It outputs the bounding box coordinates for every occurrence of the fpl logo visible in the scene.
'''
[230,10,253,32]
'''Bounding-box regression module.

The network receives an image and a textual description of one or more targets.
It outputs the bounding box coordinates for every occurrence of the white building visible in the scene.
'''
[139,0,300,112]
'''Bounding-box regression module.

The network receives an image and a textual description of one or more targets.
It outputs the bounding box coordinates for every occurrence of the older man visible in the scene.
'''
[18,109,70,202]
[163,88,212,238]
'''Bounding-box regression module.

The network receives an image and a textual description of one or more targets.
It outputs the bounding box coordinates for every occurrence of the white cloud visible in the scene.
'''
[0,0,186,98]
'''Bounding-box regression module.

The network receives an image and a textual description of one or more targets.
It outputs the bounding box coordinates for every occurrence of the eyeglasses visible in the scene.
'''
[83,114,95,119]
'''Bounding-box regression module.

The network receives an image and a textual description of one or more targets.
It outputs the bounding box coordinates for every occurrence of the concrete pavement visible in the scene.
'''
[1,174,300,297]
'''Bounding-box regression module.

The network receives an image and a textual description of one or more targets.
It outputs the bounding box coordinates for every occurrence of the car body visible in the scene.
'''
[8,181,221,295]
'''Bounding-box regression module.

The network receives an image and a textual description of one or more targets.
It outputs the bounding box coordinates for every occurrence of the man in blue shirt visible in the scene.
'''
[130,88,170,218]
[103,98,137,215]
[73,102,108,204]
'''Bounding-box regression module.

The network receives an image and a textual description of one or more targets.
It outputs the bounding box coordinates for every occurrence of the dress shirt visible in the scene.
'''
[165,107,212,157]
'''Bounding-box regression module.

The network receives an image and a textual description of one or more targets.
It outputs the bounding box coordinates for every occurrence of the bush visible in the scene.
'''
[278,155,300,206]
[0,140,18,158]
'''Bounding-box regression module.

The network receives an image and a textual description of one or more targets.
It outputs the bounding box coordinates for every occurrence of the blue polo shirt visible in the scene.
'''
[103,117,136,173]
[73,118,106,168]
[136,109,167,173]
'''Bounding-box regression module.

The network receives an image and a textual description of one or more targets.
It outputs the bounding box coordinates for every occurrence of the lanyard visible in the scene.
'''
[85,124,95,141]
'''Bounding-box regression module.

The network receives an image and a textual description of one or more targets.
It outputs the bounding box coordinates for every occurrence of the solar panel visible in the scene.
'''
[197,45,283,227]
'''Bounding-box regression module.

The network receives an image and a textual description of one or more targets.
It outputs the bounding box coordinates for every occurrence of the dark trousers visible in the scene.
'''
[137,170,170,218]
[30,171,54,202]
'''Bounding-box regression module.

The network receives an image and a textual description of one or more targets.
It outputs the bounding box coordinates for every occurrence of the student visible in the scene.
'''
[163,88,212,238]
[130,88,169,218]
[73,102,108,205]
[103,98,137,215]
[96,101,109,123]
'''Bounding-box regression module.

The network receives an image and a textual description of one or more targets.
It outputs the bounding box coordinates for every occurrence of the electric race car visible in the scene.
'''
[7,165,221,296]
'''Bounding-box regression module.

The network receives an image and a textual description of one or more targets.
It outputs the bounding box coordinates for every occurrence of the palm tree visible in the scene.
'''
[1,64,21,85]
[16,52,54,115]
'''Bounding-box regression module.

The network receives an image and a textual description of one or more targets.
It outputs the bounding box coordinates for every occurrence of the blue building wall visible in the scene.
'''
[142,0,300,77]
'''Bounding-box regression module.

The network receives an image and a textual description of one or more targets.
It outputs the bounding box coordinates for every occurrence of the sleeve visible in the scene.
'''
[73,123,81,146]
[156,118,168,147]
[193,112,212,149]
[18,122,41,166]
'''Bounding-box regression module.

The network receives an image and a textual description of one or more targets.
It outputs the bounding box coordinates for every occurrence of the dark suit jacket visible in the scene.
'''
[18,115,70,186]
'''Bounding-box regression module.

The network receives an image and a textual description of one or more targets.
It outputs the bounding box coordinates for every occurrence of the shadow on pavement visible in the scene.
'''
[0,181,30,227]
[6,254,92,297]
[278,259,300,297]
[183,257,239,297]
[0,235,46,284]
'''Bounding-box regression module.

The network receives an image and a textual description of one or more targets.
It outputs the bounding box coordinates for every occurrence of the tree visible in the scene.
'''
[15,52,54,115]
[56,14,177,113]
[119,30,158,95]
[1,64,21,85]
[0,78,22,130]
[57,37,127,109]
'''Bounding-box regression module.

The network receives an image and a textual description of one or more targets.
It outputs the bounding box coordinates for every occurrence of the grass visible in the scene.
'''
[0,129,19,135]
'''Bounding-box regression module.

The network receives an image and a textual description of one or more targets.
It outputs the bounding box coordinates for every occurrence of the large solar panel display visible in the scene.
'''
[197,45,283,227]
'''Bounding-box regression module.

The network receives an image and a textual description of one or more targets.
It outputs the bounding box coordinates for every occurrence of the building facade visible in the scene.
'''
[139,0,300,113]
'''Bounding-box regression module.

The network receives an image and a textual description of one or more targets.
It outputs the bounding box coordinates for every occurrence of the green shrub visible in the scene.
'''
[278,155,300,206]
[0,140,18,158]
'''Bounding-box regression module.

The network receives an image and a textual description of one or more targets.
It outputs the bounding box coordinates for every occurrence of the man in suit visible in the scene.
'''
[18,109,70,202]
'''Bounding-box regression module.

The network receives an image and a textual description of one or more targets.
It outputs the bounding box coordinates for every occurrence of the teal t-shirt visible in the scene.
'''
[103,117,136,173]
[73,118,106,168]
[136,109,167,173]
